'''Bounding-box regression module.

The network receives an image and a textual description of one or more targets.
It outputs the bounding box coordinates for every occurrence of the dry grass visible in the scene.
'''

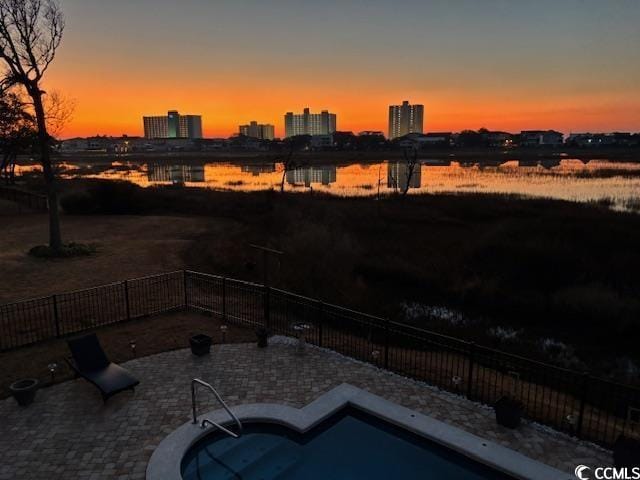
[0,212,231,303]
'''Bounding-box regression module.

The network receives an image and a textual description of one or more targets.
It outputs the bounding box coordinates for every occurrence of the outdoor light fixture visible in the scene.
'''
[566,414,576,428]
[371,350,380,363]
[220,324,228,343]
[47,362,58,382]
[292,322,311,355]
[130,340,137,357]
[452,375,462,391]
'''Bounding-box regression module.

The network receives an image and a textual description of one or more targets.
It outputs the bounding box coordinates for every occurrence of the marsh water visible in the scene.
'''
[17,157,640,211]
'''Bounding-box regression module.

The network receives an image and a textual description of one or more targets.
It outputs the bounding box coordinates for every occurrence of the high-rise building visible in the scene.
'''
[179,115,202,139]
[239,121,275,140]
[284,108,336,138]
[143,116,168,139]
[388,101,424,139]
[143,110,203,139]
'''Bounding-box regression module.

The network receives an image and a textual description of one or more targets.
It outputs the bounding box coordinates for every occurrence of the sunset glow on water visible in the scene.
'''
[17,158,640,211]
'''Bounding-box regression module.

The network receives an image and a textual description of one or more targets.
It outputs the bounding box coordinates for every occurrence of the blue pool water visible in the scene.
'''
[181,408,513,479]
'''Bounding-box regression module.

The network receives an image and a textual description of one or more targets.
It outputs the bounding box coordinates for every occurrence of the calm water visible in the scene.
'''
[181,408,512,480]
[17,158,640,211]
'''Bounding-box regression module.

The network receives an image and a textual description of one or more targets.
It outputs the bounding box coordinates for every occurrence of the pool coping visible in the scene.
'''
[146,383,573,480]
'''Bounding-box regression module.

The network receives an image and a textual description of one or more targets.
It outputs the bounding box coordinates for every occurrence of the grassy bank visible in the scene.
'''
[4,178,640,380]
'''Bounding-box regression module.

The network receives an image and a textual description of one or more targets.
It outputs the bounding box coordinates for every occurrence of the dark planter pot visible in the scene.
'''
[494,396,523,429]
[255,328,269,348]
[189,334,212,356]
[613,435,640,468]
[10,378,39,407]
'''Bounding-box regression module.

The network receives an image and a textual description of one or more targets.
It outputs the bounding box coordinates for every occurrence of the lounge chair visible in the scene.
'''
[66,333,140,402]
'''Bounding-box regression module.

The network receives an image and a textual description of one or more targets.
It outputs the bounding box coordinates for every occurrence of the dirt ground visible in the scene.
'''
[0,208,230,303]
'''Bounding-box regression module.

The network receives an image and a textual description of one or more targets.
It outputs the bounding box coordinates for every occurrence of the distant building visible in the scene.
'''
[519,130,563,147]
[396,132,450,149]
[239,121,275,140]
[480,131,514,148]
[566,132,632,147]
[388,101,424,140]
[284,108,336,138]
[143,110,203,139]
[423,132,453,146]
[310,134,334,149]
[358,131,385,137]
[60,136,144,153]
[229,135,263,150]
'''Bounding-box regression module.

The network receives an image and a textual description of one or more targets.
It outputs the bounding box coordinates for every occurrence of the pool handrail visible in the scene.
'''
[191,378,243,438]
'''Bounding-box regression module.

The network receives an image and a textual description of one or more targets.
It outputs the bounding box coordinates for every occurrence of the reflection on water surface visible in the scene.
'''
[15,158,640,211]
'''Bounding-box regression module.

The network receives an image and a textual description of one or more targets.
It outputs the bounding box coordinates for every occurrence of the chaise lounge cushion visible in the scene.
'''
[79,362,140,398]
[68,333,110,372]
[67,333,140,401]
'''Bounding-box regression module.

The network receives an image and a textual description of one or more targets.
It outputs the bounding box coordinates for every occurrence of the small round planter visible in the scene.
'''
[10,378,39,407]
[494,396,523,429]
[189,334,212,356]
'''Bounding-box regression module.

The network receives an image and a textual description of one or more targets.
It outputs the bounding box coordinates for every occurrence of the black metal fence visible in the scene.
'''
[0,271,184,350]
[1,270,639,448]
[0,186,48,212]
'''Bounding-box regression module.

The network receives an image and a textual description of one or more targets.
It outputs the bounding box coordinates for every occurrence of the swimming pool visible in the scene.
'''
[147,384,570,480]
[181,407,513,480]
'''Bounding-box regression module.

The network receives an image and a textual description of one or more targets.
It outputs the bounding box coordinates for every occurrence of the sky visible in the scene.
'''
[45,0,640,138]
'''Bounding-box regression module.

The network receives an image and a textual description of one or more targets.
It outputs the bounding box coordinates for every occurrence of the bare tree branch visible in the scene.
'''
[0,0,65,249]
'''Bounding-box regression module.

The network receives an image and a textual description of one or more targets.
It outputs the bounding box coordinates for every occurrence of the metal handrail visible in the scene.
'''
[191,378,243,438]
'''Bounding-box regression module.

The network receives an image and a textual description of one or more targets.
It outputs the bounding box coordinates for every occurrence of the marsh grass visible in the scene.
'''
[49,179,640,376]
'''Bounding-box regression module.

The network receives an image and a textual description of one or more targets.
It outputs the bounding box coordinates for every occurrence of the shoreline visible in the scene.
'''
[13,147,640,166]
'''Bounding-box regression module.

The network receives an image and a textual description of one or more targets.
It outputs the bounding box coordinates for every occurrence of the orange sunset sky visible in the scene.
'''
[44,0,640,139]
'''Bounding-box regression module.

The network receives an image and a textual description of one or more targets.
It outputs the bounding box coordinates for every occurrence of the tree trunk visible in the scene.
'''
[31,86,62,251]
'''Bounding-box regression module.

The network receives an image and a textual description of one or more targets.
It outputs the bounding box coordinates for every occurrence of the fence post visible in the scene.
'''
[384,319,390,369]
[263,285,270,329]
[222,277,227,322]
[576,372,590,437]
[317,300,324,348]
[467,342,476,399]
[123,280,131,321]
[52,294,60,338]
[183,270,189,309]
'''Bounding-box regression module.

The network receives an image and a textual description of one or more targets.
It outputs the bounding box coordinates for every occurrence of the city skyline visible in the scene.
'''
[43,0,640,138]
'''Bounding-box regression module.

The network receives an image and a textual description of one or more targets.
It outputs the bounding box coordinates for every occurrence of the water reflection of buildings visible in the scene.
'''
[387,162,422,191]
[148,164,205,183]
[286,165,337,187]
[240,163,277,176]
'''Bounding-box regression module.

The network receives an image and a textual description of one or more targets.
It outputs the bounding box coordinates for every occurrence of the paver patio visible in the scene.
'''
[0,337,610,480]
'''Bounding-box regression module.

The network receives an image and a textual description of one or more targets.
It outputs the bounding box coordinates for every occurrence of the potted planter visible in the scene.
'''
[613,435,640,468]
[494,395,523,428]
[189,334,212,356]
[10,378,39,407]
[255,327,269,348]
